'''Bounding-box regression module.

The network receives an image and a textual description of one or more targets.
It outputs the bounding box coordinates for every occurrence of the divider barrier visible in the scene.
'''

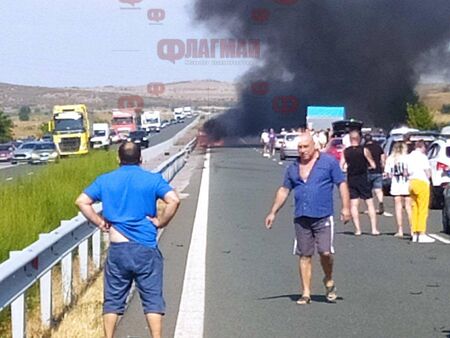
[0,137,197,338]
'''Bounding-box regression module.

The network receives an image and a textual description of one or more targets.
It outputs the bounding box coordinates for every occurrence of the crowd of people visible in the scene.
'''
[264,127,436,306]
[262,126,436,243]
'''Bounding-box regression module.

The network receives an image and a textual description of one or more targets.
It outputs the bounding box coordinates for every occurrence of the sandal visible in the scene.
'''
[323,278,337,303]
[296,296,311,305]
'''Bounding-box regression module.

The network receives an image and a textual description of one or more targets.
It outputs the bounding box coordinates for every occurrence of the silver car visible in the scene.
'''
[11,142,39,164]
[29,142,59,164]
[280,133,300,160]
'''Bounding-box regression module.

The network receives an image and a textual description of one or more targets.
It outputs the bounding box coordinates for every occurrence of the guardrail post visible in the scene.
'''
[61,252,72,305]
[92,229,101,269]
[9,251,26,338]
[11,294,25,338]
[40,270,52,327]
[79,239,88,281]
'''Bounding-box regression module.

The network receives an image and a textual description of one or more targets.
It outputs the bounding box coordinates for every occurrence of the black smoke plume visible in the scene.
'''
[195,0,450,138]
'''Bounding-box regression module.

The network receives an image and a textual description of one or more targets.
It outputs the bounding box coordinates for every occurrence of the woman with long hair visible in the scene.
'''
[384,142,411,237]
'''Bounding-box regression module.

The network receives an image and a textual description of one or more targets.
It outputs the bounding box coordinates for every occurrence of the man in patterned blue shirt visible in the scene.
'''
[265,132,350,305]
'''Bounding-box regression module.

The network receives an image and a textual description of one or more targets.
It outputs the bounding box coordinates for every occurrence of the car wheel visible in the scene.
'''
[430,185,444,210]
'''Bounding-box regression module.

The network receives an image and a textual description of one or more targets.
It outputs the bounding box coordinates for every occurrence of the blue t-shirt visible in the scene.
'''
[283,154,345,218]
[84,165,173,247]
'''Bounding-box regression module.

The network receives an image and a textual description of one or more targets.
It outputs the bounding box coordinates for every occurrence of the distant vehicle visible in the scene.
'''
[160,120,169,128]
[441,125,450,137]
[0,143,15,162]
[109,130,121,144]
[127,130,149,148]
[41,134,53,142]
[49,104,90,156]
[111,109,138,139]
[196,129,224,148]
[90,123,111,149]
[307,106,345,131]
[173,107,185,122]
[183,106,193,118]
[141,111,161,133]
[280,133,300,161]
[324,137,344,161]
[169,118,177,125]
[332,119,363,137]
[427,138,450,209]
[275,134,285,150]
[383,131,439,156]
[12,142,40,164]
[29,142,59,164]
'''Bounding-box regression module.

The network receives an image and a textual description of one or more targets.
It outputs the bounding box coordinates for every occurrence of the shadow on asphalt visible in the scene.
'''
[257,294,344,303]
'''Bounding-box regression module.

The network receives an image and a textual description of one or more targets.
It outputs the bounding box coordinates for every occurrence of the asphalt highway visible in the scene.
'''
[118,138,450,338]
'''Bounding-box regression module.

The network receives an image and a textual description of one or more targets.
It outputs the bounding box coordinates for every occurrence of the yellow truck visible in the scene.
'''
[49,104,90,155]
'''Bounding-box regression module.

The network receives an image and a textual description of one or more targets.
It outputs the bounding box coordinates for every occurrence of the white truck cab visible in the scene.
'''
[90,123,111,149]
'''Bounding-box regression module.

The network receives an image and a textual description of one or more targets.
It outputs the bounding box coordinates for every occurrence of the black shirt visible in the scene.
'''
[364,142,383,174]
[344,145,368,176]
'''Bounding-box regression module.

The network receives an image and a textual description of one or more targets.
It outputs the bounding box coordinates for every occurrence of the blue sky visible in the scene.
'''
[0,0,251,87]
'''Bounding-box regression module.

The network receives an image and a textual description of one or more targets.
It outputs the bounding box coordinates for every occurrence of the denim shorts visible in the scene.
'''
[103,242,165,315]
[368,172,383,190]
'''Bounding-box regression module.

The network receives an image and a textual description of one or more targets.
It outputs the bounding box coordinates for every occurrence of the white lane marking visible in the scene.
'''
[272,158,276,162]
[174,151,210,338]
[278,161,283,165]
[429,234,450,244]
[6,177,13,181]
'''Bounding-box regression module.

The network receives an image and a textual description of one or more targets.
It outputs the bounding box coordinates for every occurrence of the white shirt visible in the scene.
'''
[260,132,269,144]
[407,150,431,183]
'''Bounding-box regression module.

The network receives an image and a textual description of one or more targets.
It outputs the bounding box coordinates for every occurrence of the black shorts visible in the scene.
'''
[348,174,372,200]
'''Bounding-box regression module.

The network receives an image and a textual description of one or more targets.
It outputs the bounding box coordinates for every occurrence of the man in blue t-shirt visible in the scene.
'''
[76,142,180,338]
[265,132,350,305]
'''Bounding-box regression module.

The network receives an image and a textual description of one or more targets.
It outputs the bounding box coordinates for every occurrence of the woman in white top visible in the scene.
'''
[384,142,411,237]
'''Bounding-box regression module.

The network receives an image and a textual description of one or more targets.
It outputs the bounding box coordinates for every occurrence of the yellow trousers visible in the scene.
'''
[409,179,430,233]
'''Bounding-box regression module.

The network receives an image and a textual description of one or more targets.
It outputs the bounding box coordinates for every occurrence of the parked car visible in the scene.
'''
[127,130,149,148]
[41,134,53,142]
[324,137,344,161]
[331,119,363,137]
[280,133,300,160]
[0,143,15,162]
[427,138,450,209]
[11,142,40,164]
[161,120,169,128]
[30,142,59,164]
[275,134,285,150]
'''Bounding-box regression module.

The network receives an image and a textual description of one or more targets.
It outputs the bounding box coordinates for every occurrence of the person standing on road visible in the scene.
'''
[265,132,351,305]
[75,142,180,338]
[340,130,380,236]
[407,141,435,243]
[384,141,411,238]
[260,129,270,157]
[268,128,277,157]
[364,134,386,214]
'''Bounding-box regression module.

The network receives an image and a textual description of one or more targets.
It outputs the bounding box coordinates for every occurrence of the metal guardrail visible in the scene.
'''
[0,137,197,338]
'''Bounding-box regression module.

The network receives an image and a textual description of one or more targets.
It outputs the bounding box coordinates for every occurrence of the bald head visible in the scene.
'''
[297,131,316,163]
[118,141,141,165]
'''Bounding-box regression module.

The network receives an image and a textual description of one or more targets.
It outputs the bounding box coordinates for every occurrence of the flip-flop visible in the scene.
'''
[296,296,311,305]
[323,278,337,303]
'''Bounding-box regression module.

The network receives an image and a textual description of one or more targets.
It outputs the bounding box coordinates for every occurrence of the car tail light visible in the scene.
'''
[437,162,449,171]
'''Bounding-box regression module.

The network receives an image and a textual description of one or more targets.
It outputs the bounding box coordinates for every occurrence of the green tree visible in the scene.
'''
[0,111,13,142]
[19,105,31,121]
[406,102,436,130]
